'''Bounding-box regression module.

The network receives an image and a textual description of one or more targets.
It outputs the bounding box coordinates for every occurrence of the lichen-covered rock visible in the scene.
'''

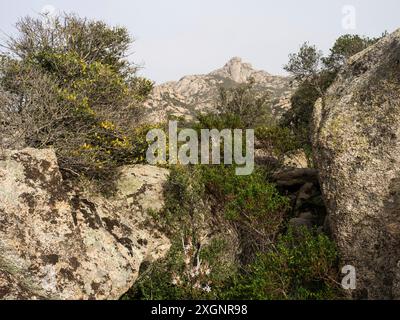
[312,29,400,299]
[283,150,309,169]
[272,168,319,188]
[0,148,170,300]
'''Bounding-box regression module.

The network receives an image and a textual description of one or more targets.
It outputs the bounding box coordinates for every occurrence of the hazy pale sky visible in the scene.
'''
[0,0,399,83]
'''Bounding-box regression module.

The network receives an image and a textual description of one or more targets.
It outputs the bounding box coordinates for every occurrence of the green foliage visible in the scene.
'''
[201,165,288,223]
[197,112,243,131]
[123,237,236,300]
[198,79,274,129]
[124,165,237,300]
[225,228,341,300]
[255,126,303,159]
[160,165,206,232]
[122,124,341,301]
[130,77,155,101]
[284,43,323,83]
[0,14,153,181]
[199,165,290,261]
[282,33,381,148]
[127,227,341,301]
[323,34,382,72]
[125,163,292,300]
[130,123,167,164]
[279,80,320,147]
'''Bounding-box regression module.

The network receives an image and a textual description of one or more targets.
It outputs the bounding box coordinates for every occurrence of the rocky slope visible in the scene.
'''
[0,148,170,300]
[142,57,295,123]
[312,29,400,299]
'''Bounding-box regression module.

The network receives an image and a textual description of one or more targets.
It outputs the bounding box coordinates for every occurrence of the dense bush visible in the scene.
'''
[255,125,303,159]
[225,227,341,300]
[0,14,153,181]
[133,164,291,299]
[128,219,341,300]
[197,79,274,130]
[323,34,382,72]
[200,165,289,254]
[159,165,206,233]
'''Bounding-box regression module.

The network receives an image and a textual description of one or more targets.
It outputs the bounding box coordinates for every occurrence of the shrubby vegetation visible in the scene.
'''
[282,34,383,146]
[2,14,380,300]
[124,165,238,300]
[124,164,340,300]
[125,71,344,300]
[200,165,289,258]
[125,233,236,300]
[0,14,153,185]
[255,125,304,160]
[197,79,274,130]
[224,227,341,300]
[126,33,383,301]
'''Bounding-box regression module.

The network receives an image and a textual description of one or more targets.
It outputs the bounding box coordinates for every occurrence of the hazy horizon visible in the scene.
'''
[0,0,399,84]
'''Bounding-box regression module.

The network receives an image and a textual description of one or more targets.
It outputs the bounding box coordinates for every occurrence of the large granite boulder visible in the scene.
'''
[0,148,170,300]
[312,29,400,299]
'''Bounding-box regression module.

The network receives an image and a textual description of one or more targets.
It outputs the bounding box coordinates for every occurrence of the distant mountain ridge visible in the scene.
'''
[142,57,296,123]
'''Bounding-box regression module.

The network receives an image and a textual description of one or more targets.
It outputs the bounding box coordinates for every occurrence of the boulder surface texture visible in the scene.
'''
[0,148,170,300]
[312,29,400,299]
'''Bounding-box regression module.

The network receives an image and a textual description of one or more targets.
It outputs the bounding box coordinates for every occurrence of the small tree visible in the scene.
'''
[284,42,325,96]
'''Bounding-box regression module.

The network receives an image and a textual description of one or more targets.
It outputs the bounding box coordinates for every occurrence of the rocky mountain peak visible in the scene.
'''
[211,57,270,83]
[142,58,295,124]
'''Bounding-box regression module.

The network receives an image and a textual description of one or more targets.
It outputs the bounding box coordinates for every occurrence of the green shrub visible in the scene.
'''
[255,125,303,159]
[196,113,243,131]
[196,79,274,130]
[280,72,335,146]
[124,165,237,300]
[282,33,383,148]
[160,164,290,260]
[123,237,237,300]
[0,14,153,182]
[124,164,342,301]
[199,165,290,260]
[323,34,382,72]
[158,165,206,233]
[201,165,288,221]
[224,227,341,300]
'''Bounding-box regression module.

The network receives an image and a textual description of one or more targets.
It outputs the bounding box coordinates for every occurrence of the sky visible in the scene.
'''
[0,0,399,84]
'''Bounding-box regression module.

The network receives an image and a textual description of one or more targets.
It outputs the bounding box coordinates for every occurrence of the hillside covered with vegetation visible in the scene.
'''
[0,13,391,300]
